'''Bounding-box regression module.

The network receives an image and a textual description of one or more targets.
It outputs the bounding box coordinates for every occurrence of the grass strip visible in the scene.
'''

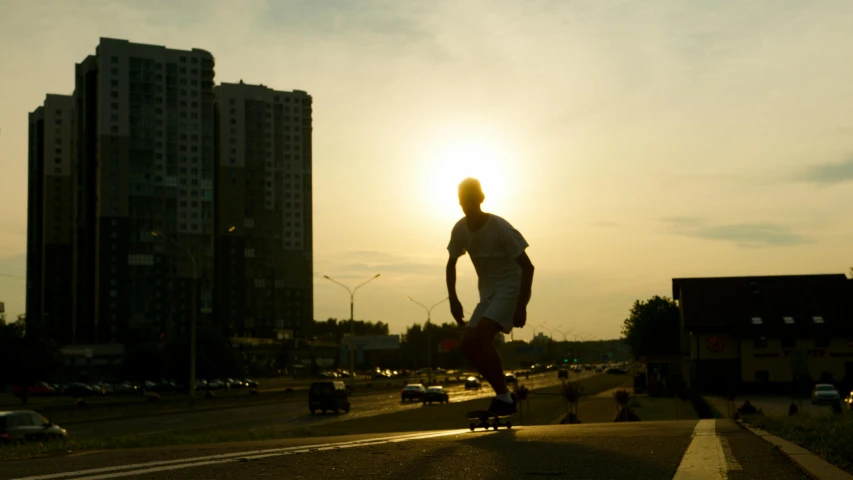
[743,412,853,475]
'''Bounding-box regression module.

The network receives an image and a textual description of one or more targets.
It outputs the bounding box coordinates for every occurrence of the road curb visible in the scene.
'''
[737,420,853,480]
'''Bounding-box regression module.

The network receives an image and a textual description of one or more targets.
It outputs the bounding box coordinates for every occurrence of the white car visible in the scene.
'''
[811,384,841,404]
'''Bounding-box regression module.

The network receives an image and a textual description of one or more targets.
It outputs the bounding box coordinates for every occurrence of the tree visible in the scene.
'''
[621,295,681,359]
[309,318,389,341]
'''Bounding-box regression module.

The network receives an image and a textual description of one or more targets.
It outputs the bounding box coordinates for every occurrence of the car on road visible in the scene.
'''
[606,367,628,375]
[505,373,519,386]
[401,384,426,402]
[811,384,841,404]
[423,386,449,405]
[243,378,259,389]
[844,391,853,410]
[594,365,605,373]
[0,411,67,444]
[464,377,482,390]
[309,381,350,414]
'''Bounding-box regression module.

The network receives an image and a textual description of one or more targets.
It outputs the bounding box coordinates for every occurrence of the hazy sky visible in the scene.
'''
[1,1,852,341]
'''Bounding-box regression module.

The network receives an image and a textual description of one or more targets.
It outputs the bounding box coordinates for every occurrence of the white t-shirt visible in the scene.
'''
[447,214,529,300]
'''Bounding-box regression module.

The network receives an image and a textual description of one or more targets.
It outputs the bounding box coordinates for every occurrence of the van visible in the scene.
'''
[309,381,350,414]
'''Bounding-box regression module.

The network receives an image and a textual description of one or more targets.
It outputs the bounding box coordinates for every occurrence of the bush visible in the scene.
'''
[561,381,584,403]
[612,390,631,407]
[737,400,762,415]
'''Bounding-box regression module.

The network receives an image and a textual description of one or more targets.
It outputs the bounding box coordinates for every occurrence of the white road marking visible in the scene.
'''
[672,419,729,480]
[718,436,742,471]
[10,429,474,480]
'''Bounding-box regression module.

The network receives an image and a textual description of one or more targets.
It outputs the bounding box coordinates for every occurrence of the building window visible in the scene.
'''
[783,316,795,325]
[751,317,762,325]
[781,337,795,348]
[753,337,768,349]
[815,337,830,348]
[754,371,770,383]
[812,316,825,324]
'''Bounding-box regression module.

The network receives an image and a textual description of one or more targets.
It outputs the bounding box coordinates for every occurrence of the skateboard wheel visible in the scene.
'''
[469,423,475,431]
[506,422,512,429]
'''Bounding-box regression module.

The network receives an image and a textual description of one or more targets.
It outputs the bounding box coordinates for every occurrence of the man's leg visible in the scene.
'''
[461,317,509,396]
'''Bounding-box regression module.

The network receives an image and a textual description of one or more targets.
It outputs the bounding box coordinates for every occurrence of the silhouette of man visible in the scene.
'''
[446,177,535,416]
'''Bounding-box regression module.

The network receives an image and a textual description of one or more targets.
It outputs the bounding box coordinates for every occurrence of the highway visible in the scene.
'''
[66,370,592,438]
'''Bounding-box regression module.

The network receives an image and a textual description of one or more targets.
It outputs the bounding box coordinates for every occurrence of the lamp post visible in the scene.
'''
[406,296,448,386]
[151,229,198,402]
[323,274,380,385]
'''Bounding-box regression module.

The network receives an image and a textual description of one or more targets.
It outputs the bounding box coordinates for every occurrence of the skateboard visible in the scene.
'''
[466,410,513,431]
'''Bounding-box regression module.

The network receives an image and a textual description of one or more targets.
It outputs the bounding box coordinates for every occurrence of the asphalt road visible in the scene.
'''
[65,371,593,438]
[0,420,809,480]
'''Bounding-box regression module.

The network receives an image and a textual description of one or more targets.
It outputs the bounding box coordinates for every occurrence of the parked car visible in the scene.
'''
[309,381,350,414]
[594,365,605,373]
[505,373,519,386]
[811,384,841,404]
[11,382,55,398]
[64,382,96,397]
[423,386,449,405]
[225,378,245,389]
[243,378,259,389]
[401,384,426,402]
[207,379,227,390]
[0,411,67,444]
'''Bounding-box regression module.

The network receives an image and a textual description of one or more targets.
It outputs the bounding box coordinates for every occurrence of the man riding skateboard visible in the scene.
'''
[446,177,535,417]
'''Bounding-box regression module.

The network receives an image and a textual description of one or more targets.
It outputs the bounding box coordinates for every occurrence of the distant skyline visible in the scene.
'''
[2,1,852,340]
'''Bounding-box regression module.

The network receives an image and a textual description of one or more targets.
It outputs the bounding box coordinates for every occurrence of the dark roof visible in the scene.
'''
[672,274,853,335]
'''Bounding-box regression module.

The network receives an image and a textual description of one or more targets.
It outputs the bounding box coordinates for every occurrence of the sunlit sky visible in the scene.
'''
[1,1,852,341]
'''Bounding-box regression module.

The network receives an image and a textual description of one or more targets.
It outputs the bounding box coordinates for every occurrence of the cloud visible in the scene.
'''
[663,218,809,247]
[315,250,440,279]
[661,216,707,228]
[799,158,853,185]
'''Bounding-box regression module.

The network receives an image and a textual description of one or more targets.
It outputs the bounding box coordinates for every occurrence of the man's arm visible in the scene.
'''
[515,252,535,308]
[446,256,464,325]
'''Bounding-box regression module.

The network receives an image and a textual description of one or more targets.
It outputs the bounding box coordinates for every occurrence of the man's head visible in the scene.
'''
[458,177,485,216]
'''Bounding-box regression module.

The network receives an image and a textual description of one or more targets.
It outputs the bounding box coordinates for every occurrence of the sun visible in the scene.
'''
[421,135,512,220]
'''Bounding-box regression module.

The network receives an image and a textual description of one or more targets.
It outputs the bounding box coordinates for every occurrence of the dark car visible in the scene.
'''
[423,386,449,405]
[505,373,519,386]
[401,384,426,402]
[309,381,350,415]
[243,378,259,389]
[64,382,96,397]
[464,377,481,390]
[0,411,67,444]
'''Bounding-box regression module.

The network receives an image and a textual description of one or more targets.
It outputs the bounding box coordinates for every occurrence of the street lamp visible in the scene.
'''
[323,274,380,384]
[151,229,198,402]
[406,296,448,386]
[530,321,549,339]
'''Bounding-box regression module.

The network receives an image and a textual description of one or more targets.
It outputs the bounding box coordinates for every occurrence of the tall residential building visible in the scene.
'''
[26,94,75,342]
[214,82,313,340]
[72,38,216,345]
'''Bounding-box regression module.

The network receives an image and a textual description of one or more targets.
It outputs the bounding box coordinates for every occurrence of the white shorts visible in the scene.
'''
[467,294,519,334]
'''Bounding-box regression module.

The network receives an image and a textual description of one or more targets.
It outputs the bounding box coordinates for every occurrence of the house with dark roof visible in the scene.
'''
[672,274,853,394]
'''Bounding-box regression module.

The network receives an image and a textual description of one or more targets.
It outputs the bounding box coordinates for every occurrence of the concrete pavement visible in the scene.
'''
[0,420,808,480]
